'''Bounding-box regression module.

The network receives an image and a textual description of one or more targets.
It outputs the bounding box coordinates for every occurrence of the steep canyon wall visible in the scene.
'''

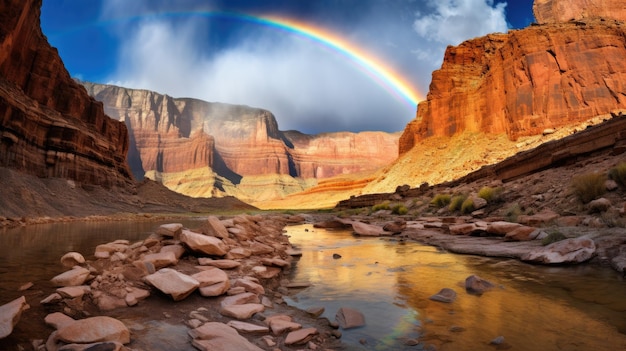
[0,0,132,188]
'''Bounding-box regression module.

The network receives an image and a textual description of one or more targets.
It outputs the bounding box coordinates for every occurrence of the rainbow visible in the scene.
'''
[56,11,424,108]
[241,14,423,108]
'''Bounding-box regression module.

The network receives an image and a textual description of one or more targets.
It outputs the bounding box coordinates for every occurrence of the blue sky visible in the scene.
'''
[41,0,535,134]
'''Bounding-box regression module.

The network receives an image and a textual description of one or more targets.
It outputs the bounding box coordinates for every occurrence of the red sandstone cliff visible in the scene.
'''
[84,83,399,200]
[400,5,626,155]
[0,0,132,188]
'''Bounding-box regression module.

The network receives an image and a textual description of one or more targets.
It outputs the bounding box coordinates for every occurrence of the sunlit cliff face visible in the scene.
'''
[286,224,626,350]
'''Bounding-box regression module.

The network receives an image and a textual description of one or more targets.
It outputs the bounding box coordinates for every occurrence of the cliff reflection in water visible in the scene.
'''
[285,224,626,350]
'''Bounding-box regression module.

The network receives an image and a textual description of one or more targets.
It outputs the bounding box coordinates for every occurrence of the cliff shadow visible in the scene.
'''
[212,150,243,187]
[124,118,146,180]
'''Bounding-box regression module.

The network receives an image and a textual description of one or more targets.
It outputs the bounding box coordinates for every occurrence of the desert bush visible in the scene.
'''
[391,204,408,215]
[541,230,567,246]
[430,194,451,208]
[478,186,503,203]
[372,201,391,212]
[461,197,475,214]
[449,195,467,212]
[571,172,606,204]
[505,203,522,222]
[608,162,626,188]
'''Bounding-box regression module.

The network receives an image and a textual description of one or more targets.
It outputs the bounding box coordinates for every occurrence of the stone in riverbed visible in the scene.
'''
[227,247,252,259]
[60,252,85,268]
[189,322,263,351]
[233,278,265,295]
[44,312,75,330]
[335,307,366,329]
[180,229,228,256]
[220,303,265,319]
[522,237,596,264]
[55,316,130,344]
[429,288,457,303]
[0,296,29,339]
[50,266,90,287]
[56,285,90,299]
[465,275,495,295]
[199,281,231,297]
[267,317,302,335]
[192,267,229,287]
[486,221,522,236]
[144,268,199,301]
[252,265,282,279]
[220,292,260,307]
[159,244,186,259]
[504,226,539,241]
[351,221,389,236]
[285,327,318,345]
[226,321,269,334]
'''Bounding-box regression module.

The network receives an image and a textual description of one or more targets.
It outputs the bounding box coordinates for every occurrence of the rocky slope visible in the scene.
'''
[83,83,399,202]
[533,0,626,24]
[0,0,132,189]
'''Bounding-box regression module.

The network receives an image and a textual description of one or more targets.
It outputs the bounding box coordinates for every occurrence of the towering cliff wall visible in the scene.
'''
[0,0,132,187]
[84,83,399,200]
[400,4,626,155]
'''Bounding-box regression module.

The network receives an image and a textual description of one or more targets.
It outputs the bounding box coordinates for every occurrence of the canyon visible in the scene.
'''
[83,82,399,203]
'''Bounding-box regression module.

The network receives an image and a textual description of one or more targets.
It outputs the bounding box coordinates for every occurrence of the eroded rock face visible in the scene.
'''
[83,83,398,200]
[0,0,132,188]
[400,18,626,155]
[533,0,626,24]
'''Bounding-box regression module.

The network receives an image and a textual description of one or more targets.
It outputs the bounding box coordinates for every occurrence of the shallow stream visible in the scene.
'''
[0,220,625,351]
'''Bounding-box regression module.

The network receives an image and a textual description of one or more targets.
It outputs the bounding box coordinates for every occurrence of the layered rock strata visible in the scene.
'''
[0,0,132,188]
[400,7,626,154]
[84,83,399,200]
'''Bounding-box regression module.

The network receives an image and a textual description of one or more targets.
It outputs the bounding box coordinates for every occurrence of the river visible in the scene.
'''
[1,220,625,351]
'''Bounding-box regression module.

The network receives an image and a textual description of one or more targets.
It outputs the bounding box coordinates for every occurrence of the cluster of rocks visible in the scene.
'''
[315,209,626,272]
[1,214,361,350]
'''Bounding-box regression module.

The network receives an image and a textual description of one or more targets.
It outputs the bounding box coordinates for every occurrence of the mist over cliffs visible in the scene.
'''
[83,82,399,202]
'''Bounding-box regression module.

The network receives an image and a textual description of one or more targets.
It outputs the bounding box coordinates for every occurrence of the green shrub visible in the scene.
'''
[461,197,475,214]
[478,186,503,203]
[449,194,467,212]
[372,201,391,212]
[505,203,522,222]
[541,230,567,246]
[430,194,451,208]
[608,162,626,188]
[571,172,606,204]
[391,204,408,215]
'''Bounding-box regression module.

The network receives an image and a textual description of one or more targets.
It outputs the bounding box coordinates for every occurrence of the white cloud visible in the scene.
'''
[414,0,508,46]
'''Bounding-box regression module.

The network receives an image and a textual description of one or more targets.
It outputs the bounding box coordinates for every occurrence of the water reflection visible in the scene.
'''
[285,224,626,350]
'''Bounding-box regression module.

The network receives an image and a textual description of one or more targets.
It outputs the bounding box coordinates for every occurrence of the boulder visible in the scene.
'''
[159,244,186,259]
[504,226,539,241]
[197,258,241,269]
[221,292,260,307]
[201,216,230,239]
[56,316,130,344]
[251,265,282,279]
[0,296,29,339]
[448,223,482,236]
[429,288,457,303]
[268,318,302,335]
[50,266,90,287]
[189,322,263,351]
[141,251,178,269]
[260,257,290,268]
[220,303,265,320]
[335,307,366,329]
[522,237,596,264]
[199,281,231,297]
[486,221,523,236]
[351,222,389,236]
[249,242,274,255]
[465,275,495,295]
[227,247,252,259]
[383,220,407,233]
[60,252,85,268]
[144,268,199,301]
[56,285,90,299]
[155,223,183,238]
[180,230,228,256]
[588,198,612,213]
[192,268,229,287]
[285,327,318,346]
[226,321,269,334]
[44,312,75,330]
[233,279,265,295]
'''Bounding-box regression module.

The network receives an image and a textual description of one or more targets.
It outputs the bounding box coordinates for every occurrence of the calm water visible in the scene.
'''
[284,224,626,351]
[1,221,625,351]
